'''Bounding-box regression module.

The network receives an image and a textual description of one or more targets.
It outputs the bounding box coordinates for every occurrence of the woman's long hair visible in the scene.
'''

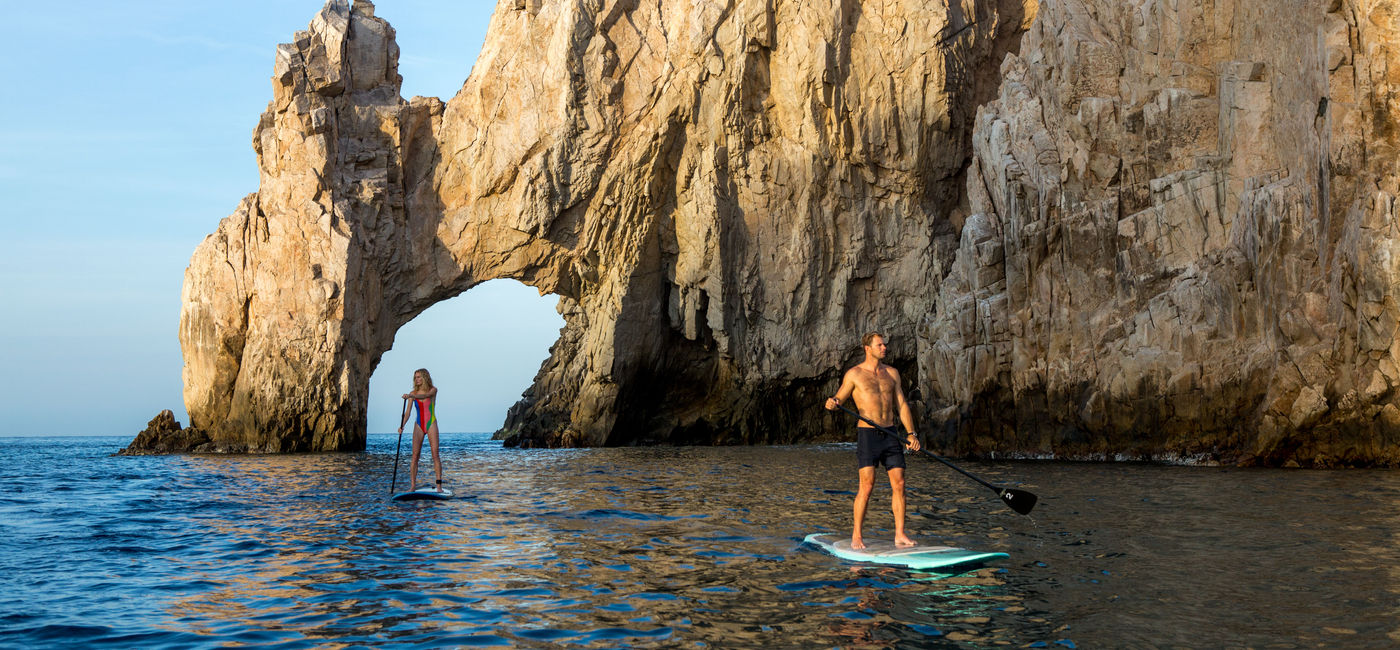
[412,368,434,392]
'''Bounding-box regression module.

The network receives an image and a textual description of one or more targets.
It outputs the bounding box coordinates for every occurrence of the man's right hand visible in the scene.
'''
[824,397,839,411]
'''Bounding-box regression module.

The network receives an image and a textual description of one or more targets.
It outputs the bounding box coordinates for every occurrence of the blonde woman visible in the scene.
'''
[399,368,444,492]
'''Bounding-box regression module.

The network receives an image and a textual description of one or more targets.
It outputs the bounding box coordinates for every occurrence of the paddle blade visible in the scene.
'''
[997,488,1038,515]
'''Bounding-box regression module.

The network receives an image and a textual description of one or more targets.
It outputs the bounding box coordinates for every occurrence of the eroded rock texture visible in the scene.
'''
[921,0,1400,465]
[162,0,1400,466]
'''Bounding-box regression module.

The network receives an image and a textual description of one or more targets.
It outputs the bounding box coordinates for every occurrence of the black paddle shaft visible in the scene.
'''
[390,398,408,497]
[834,403,1038,515]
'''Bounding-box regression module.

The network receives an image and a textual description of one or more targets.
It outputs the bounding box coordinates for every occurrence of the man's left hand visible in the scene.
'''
[905,434,921,452]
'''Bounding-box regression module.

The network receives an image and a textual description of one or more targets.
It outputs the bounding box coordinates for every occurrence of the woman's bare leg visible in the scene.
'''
[408,426,425,489]
[428,422,443,489]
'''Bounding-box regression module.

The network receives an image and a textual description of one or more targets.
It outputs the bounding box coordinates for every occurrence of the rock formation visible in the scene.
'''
[920,0,1400,466]
[119,410,212,455]
[144,0,1400,466]
[176,1,435,452]
[163,0,1031,453]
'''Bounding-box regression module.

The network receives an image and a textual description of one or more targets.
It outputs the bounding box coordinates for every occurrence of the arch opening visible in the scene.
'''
[367,279,564,435]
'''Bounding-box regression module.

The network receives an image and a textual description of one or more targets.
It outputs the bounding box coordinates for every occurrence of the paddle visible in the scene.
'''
[390,398,409,497]
[834,403,1038,515]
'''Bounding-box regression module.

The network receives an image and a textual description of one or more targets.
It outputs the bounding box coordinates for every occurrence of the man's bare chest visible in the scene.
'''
[853,368,896,394]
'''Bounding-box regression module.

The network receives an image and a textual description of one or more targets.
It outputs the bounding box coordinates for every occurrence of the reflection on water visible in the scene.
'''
[1,435,1398,647]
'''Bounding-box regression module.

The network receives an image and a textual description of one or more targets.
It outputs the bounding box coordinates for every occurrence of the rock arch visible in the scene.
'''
[169,0,1400,465]
[177,0,1031,451]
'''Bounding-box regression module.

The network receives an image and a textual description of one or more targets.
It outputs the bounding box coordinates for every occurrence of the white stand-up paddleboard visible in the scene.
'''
[805,533,1007,570]
[392,485,455,501]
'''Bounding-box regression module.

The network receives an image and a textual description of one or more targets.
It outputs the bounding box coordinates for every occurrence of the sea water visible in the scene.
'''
[1,434,1397,648]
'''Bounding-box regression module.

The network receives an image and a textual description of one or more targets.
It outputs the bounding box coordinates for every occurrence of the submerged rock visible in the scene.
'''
[119,410,211,455]
[165,0,1400,466]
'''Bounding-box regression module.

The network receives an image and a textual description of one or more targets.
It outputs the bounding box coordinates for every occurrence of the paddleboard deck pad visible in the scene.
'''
[804,533,1007,570]
[392,486,455,501]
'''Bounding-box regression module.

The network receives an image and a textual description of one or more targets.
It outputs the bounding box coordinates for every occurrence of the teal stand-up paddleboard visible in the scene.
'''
[392,485,455,501]
[805,533,1007,570]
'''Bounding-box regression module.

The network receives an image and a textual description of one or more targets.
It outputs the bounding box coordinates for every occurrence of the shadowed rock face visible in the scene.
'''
[921,0,1400,466]
[166,0,1400,466]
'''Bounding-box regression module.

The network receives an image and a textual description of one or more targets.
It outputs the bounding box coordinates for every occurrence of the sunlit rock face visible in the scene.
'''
[920,0,1400,466]
[169,0,1400,466]
[179,1,434,452]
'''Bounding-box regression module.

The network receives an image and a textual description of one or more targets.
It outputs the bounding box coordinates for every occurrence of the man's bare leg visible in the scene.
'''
[852,466,876,550]
[889,467,916,547]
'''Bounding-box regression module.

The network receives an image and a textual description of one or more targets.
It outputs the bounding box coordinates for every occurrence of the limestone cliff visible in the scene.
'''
[146,0,1400,466]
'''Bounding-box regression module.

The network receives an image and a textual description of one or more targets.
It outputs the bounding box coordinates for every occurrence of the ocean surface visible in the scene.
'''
[2,434,1398,648]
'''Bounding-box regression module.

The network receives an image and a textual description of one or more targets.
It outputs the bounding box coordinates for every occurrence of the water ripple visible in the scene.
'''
[2,436,1399,647]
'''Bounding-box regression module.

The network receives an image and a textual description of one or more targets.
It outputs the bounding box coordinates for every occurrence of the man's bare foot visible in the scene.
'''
[894,535,917,548]
[851,536,866,551]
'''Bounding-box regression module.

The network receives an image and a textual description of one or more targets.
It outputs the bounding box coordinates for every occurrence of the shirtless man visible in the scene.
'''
[824,332,921,550]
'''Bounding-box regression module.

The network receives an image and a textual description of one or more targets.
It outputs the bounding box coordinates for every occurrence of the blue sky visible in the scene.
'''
[0,1,564,436]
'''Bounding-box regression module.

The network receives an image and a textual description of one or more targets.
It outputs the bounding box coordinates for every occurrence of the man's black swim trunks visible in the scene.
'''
[856,427,906,470]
